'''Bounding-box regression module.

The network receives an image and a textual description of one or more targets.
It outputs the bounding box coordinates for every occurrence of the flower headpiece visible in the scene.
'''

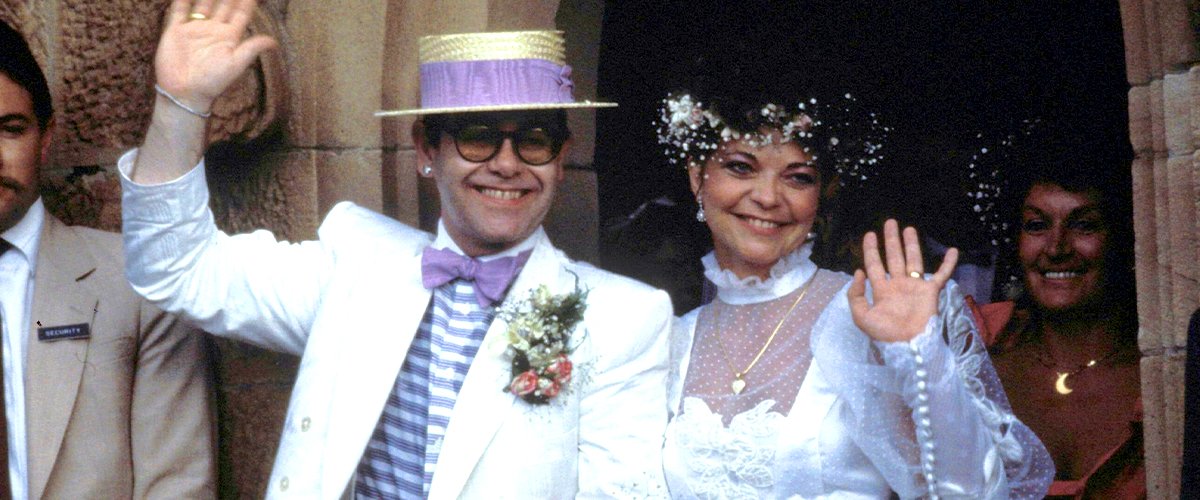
[656,92,890,187]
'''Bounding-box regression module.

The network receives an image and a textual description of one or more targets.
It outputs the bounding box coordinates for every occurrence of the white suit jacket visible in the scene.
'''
[121,160,672,499]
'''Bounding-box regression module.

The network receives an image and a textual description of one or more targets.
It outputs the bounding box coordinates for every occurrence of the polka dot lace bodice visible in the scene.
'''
[663,246,1056,499]
[681,270,845,424]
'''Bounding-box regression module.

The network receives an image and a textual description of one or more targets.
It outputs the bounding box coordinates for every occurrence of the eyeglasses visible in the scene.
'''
[449,125,564,166]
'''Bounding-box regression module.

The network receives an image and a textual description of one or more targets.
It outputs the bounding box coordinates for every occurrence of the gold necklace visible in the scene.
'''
[1036,345,1122,396]
[712,273,817,395]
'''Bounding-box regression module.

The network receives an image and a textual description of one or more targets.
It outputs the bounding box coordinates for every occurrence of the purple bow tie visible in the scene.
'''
[421,247,532,307]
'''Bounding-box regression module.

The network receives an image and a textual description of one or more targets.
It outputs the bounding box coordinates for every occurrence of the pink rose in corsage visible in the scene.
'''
[509,370,540,397]
[498,273,589,405]
[546,353,573,385]
[539,378,562,399]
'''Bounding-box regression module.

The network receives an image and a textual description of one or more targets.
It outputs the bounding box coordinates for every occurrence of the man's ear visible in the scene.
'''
[38,117,55,166]
[412,119,437,173]
[554,138,573,182]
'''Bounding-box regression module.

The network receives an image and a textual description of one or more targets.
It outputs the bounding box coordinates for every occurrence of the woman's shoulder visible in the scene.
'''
[673,307,705,346]
[966,298,1016,347]
[815,267,853,285]
[673,308,701,347]
[679,305,703,322]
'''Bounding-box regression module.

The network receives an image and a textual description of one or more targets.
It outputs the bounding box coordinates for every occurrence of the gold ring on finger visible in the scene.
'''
[908,271,922,279]
[187,12,209,21]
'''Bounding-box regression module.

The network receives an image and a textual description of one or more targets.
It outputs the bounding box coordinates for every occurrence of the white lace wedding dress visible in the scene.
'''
[664,244,1054,499]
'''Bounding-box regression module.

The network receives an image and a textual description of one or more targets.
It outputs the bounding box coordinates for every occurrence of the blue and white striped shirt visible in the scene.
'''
[355,225,537,498]
[356,280,496,498]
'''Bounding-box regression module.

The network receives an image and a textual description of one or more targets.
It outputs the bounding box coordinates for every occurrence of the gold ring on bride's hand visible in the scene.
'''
[187,12,209,21]
[908,271,922,279]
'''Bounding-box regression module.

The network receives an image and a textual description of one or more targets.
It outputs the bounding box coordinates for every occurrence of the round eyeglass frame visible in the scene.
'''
[449,125,564,166]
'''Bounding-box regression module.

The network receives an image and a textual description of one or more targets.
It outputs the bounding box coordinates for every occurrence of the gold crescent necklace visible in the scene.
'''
[1037,345,1121,396]
[712,273,817,395]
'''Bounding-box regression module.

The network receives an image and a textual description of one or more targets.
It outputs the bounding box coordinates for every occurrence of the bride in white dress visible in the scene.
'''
[656,91,1055,499]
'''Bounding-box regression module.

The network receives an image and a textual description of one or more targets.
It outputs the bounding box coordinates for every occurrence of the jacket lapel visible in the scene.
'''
[25,217,97,499]
[320,246,432,490]
[428,233,565,499]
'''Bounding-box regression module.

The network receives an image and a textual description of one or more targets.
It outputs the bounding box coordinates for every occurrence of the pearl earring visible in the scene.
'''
[422,164,433,176]
[695,196,706,223]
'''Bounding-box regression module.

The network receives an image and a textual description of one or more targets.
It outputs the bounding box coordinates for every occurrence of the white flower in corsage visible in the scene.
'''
[499,273,589,405]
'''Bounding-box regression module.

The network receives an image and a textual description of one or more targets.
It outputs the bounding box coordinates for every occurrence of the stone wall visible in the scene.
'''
[6,2,307,495]
[1120,0,1199,497]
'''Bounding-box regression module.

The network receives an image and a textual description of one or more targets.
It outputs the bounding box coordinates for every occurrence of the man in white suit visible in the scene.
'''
[120,0,671,498]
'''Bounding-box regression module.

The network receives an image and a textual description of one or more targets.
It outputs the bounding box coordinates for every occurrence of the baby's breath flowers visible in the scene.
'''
[499,274,589,405]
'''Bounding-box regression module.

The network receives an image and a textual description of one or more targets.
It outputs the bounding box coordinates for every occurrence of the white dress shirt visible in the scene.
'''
[430,219,539,262]
[0,198,45,500]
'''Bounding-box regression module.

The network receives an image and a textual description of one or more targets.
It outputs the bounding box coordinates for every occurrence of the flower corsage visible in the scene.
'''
[499,274,589,405]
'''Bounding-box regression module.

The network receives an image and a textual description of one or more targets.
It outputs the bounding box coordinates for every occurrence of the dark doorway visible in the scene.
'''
[594,1,1130,314]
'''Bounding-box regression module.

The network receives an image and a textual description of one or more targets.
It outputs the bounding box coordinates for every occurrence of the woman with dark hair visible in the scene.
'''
[975,144,1143,498]
[659,89,1054,498]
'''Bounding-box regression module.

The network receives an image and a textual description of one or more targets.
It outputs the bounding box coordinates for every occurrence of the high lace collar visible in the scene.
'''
[702,243,819,305]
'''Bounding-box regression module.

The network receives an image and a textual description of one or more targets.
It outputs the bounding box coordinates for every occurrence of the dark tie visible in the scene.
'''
[0,238,11,499]
[420,247,531,307]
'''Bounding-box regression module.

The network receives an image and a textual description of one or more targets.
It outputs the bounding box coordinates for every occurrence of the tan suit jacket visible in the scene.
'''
[23,215,216,499]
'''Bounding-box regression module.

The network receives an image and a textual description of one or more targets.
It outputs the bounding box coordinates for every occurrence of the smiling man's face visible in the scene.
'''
[416,111,569,257]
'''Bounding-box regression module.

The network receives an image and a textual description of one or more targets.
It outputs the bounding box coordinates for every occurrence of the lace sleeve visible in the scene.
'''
[810,279,1054,499]
[932,284,1055,498]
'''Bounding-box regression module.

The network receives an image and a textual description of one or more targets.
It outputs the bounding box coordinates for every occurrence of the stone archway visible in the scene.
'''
[1120,1,1198,497]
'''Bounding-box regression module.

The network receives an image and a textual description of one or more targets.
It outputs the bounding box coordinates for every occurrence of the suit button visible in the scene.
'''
[280,476,289,491]
[301,417,311,432]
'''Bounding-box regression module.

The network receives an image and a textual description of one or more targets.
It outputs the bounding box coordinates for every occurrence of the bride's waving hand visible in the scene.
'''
[848,219,959,342]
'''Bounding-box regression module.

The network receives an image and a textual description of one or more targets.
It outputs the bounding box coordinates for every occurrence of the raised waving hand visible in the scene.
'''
[848,219,959,342]
[155,0,276,111]
[132,0,275,184]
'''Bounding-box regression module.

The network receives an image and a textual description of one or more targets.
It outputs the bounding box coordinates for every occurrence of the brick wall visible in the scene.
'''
[1120,0,1198,497]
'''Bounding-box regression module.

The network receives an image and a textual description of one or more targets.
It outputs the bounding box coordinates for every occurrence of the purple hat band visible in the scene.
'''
[419,58,575,109]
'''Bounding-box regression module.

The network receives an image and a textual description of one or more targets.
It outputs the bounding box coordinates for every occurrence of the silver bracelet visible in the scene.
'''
[153,84,212,118]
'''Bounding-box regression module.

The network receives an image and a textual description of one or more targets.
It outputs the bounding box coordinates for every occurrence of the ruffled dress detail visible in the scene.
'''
[664,244,1055,499]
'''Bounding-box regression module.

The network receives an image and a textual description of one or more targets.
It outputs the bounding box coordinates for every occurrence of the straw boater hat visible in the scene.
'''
[374,30,617,117]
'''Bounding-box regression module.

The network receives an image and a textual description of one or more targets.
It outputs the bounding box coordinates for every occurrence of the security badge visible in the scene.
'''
[37,323,91,342]
[36,298,97,342]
